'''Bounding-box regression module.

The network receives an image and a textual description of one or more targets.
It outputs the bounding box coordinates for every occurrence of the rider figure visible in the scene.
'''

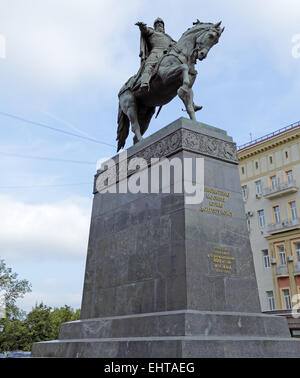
[136,18,176,90]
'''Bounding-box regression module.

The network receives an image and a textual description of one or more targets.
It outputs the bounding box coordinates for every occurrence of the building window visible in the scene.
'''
[262,250,270,268]
[283,289,291,309]
[255,180,262,195]
[289,201,298,220]
[285,151,289,159]
[242,185,248,200]
[269,156,273,164]
[273,205,280,223]
[278,245,286,265]
[241,167,245,175]
[258,210,265,228]
[267,291,275,311]
[271,176,277,190]
[255,161,259,169]
[295,242,300,263]
[286,170,293,185]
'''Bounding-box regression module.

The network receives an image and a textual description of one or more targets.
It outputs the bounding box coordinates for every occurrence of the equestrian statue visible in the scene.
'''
[117,18,224,151]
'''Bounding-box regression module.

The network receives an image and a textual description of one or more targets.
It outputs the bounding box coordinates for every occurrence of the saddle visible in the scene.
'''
[119,46,186,96]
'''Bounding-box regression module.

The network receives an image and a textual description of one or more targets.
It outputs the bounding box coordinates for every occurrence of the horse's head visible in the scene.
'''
[194,21,224,62]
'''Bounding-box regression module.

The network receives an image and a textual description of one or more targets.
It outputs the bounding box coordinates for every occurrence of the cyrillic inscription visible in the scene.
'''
[208,246,236,275]
[200,187,233,217]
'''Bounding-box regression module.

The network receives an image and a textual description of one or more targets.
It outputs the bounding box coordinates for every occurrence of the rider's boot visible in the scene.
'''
[140,69,152,92]
[193,103,203,112]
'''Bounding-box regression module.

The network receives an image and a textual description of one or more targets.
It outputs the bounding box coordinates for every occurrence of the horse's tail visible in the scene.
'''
[116,103,130,152]
[138,105,155,136]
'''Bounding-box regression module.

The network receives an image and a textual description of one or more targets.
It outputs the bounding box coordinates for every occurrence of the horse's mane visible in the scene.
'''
[179,22,215,40]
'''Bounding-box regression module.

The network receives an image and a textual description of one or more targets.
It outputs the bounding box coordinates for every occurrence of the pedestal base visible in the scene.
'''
[32,310,300,358]
[31,118,300,358]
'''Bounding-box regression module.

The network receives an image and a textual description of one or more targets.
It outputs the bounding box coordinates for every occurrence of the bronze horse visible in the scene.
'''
[117,21,224,151]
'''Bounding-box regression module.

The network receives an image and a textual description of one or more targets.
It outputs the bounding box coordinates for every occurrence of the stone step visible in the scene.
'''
[58,310,291,340]
[32,336,300,358]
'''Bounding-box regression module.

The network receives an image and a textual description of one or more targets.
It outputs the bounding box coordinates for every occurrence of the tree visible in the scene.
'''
[24,303,80,351]
[0,259,32,320]
[0,260,81,352]
[24,303,54,346]
[0,303,81,352]
[50,305,80,339]
[0,319,29,352]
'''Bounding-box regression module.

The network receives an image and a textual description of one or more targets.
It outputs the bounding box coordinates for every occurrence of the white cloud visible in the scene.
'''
[0,194,92,262]
[1,0,142,89]
[1,0,300,91]
[17,290,82,313]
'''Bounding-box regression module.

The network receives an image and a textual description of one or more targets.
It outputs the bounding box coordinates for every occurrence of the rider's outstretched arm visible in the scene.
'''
[135,22,153,37]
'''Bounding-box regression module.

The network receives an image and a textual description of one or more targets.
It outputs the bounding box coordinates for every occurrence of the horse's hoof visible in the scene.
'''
[194,105,203,112]
[133,136,143,144]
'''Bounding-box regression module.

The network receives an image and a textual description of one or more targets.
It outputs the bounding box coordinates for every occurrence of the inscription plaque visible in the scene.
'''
[208,246,237,276]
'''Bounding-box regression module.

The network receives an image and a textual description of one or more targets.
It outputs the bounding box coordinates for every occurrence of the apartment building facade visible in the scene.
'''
[238,121,300,312]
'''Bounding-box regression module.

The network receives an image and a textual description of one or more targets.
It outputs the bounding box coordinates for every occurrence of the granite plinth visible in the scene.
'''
[32,118,300,358]
[33,310,300,358]
[33,337,300,358]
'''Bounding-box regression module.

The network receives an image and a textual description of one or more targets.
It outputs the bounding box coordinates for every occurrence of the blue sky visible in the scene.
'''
[0,0,299,313]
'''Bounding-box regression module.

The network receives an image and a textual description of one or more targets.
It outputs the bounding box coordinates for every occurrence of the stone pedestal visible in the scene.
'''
[32,118,300,358]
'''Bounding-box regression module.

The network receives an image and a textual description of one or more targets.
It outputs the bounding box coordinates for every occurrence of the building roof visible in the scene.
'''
[238,121,300,152]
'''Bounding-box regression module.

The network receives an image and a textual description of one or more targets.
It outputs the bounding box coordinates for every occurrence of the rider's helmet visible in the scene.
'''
[154,17,165,28]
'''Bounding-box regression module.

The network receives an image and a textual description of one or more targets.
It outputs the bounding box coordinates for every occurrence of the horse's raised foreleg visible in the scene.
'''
[188,71,203,112]
[180,63,191,92]
[174,64,197,121]
[178,87,196,121]
[177,65,196,122]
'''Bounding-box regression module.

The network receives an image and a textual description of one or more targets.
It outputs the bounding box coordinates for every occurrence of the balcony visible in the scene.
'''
[267,218,300,234]
[276,265,289,277]
[294,262,300,276]
[264,180,298,199]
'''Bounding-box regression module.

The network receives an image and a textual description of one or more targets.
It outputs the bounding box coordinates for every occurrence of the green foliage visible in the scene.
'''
[50,305,80,338]
[0,319,29,352]
[24,303,54,346]
[0,260,80,352]
[0,303,80,352]
[0,259,32,319]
